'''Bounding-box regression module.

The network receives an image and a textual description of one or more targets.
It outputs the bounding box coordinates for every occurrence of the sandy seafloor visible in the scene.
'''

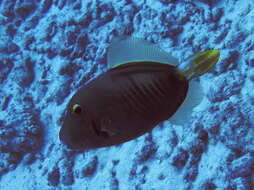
[0,0,254,189]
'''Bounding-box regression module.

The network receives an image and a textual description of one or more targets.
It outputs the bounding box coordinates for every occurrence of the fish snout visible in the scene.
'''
[59,125,93,150]
[59,126,73,149]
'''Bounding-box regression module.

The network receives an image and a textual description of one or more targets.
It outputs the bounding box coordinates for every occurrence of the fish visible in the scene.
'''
[59,36,220,150]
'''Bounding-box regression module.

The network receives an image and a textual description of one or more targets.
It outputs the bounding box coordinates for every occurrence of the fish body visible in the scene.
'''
[59,36,220,150]
[60,61,188,149]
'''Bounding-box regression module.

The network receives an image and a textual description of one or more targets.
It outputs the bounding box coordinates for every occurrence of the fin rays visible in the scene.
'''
[107,36,179,69]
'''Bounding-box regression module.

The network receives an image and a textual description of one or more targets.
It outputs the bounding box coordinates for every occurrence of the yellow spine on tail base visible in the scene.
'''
[169,49,220,126]
[177,50,220,80]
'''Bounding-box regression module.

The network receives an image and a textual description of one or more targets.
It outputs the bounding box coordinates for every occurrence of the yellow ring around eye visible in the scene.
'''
[72,104,82,114]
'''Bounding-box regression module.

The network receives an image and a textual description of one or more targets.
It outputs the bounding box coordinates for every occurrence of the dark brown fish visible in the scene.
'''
[59,61,188,150]
[59,36,220,150]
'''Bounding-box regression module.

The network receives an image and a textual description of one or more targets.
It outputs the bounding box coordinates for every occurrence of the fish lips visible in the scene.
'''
[59,124,96,151]
[59,126,74,150]
[59,126,82,150]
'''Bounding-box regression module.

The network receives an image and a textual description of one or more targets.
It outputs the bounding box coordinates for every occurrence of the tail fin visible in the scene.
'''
[177,49,220,80]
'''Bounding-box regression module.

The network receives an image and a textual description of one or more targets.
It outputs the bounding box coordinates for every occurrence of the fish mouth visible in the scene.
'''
[59,127,79,150]
[59,126,92,151]
[59,126,67,144]
[59,127,72,149]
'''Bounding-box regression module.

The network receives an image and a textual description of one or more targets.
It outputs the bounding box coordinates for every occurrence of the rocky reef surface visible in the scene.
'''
[0,0,254,189]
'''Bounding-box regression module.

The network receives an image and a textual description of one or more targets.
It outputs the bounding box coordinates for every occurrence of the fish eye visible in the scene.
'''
[72,104,82,114]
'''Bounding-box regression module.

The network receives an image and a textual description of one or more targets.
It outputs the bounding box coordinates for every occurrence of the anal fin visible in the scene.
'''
[169,80,204,126]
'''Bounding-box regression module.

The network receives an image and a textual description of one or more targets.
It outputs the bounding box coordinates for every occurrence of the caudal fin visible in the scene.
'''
[177,49,220,80]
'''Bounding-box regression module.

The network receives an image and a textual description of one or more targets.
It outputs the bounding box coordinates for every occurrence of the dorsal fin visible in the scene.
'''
[169,80,204,126]
[107,36,179,69]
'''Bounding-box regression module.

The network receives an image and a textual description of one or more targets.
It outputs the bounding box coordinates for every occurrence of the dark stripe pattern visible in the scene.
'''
[119,73,168,117]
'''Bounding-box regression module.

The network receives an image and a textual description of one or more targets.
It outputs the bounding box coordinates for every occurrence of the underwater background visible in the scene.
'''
[0,0,254,189]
